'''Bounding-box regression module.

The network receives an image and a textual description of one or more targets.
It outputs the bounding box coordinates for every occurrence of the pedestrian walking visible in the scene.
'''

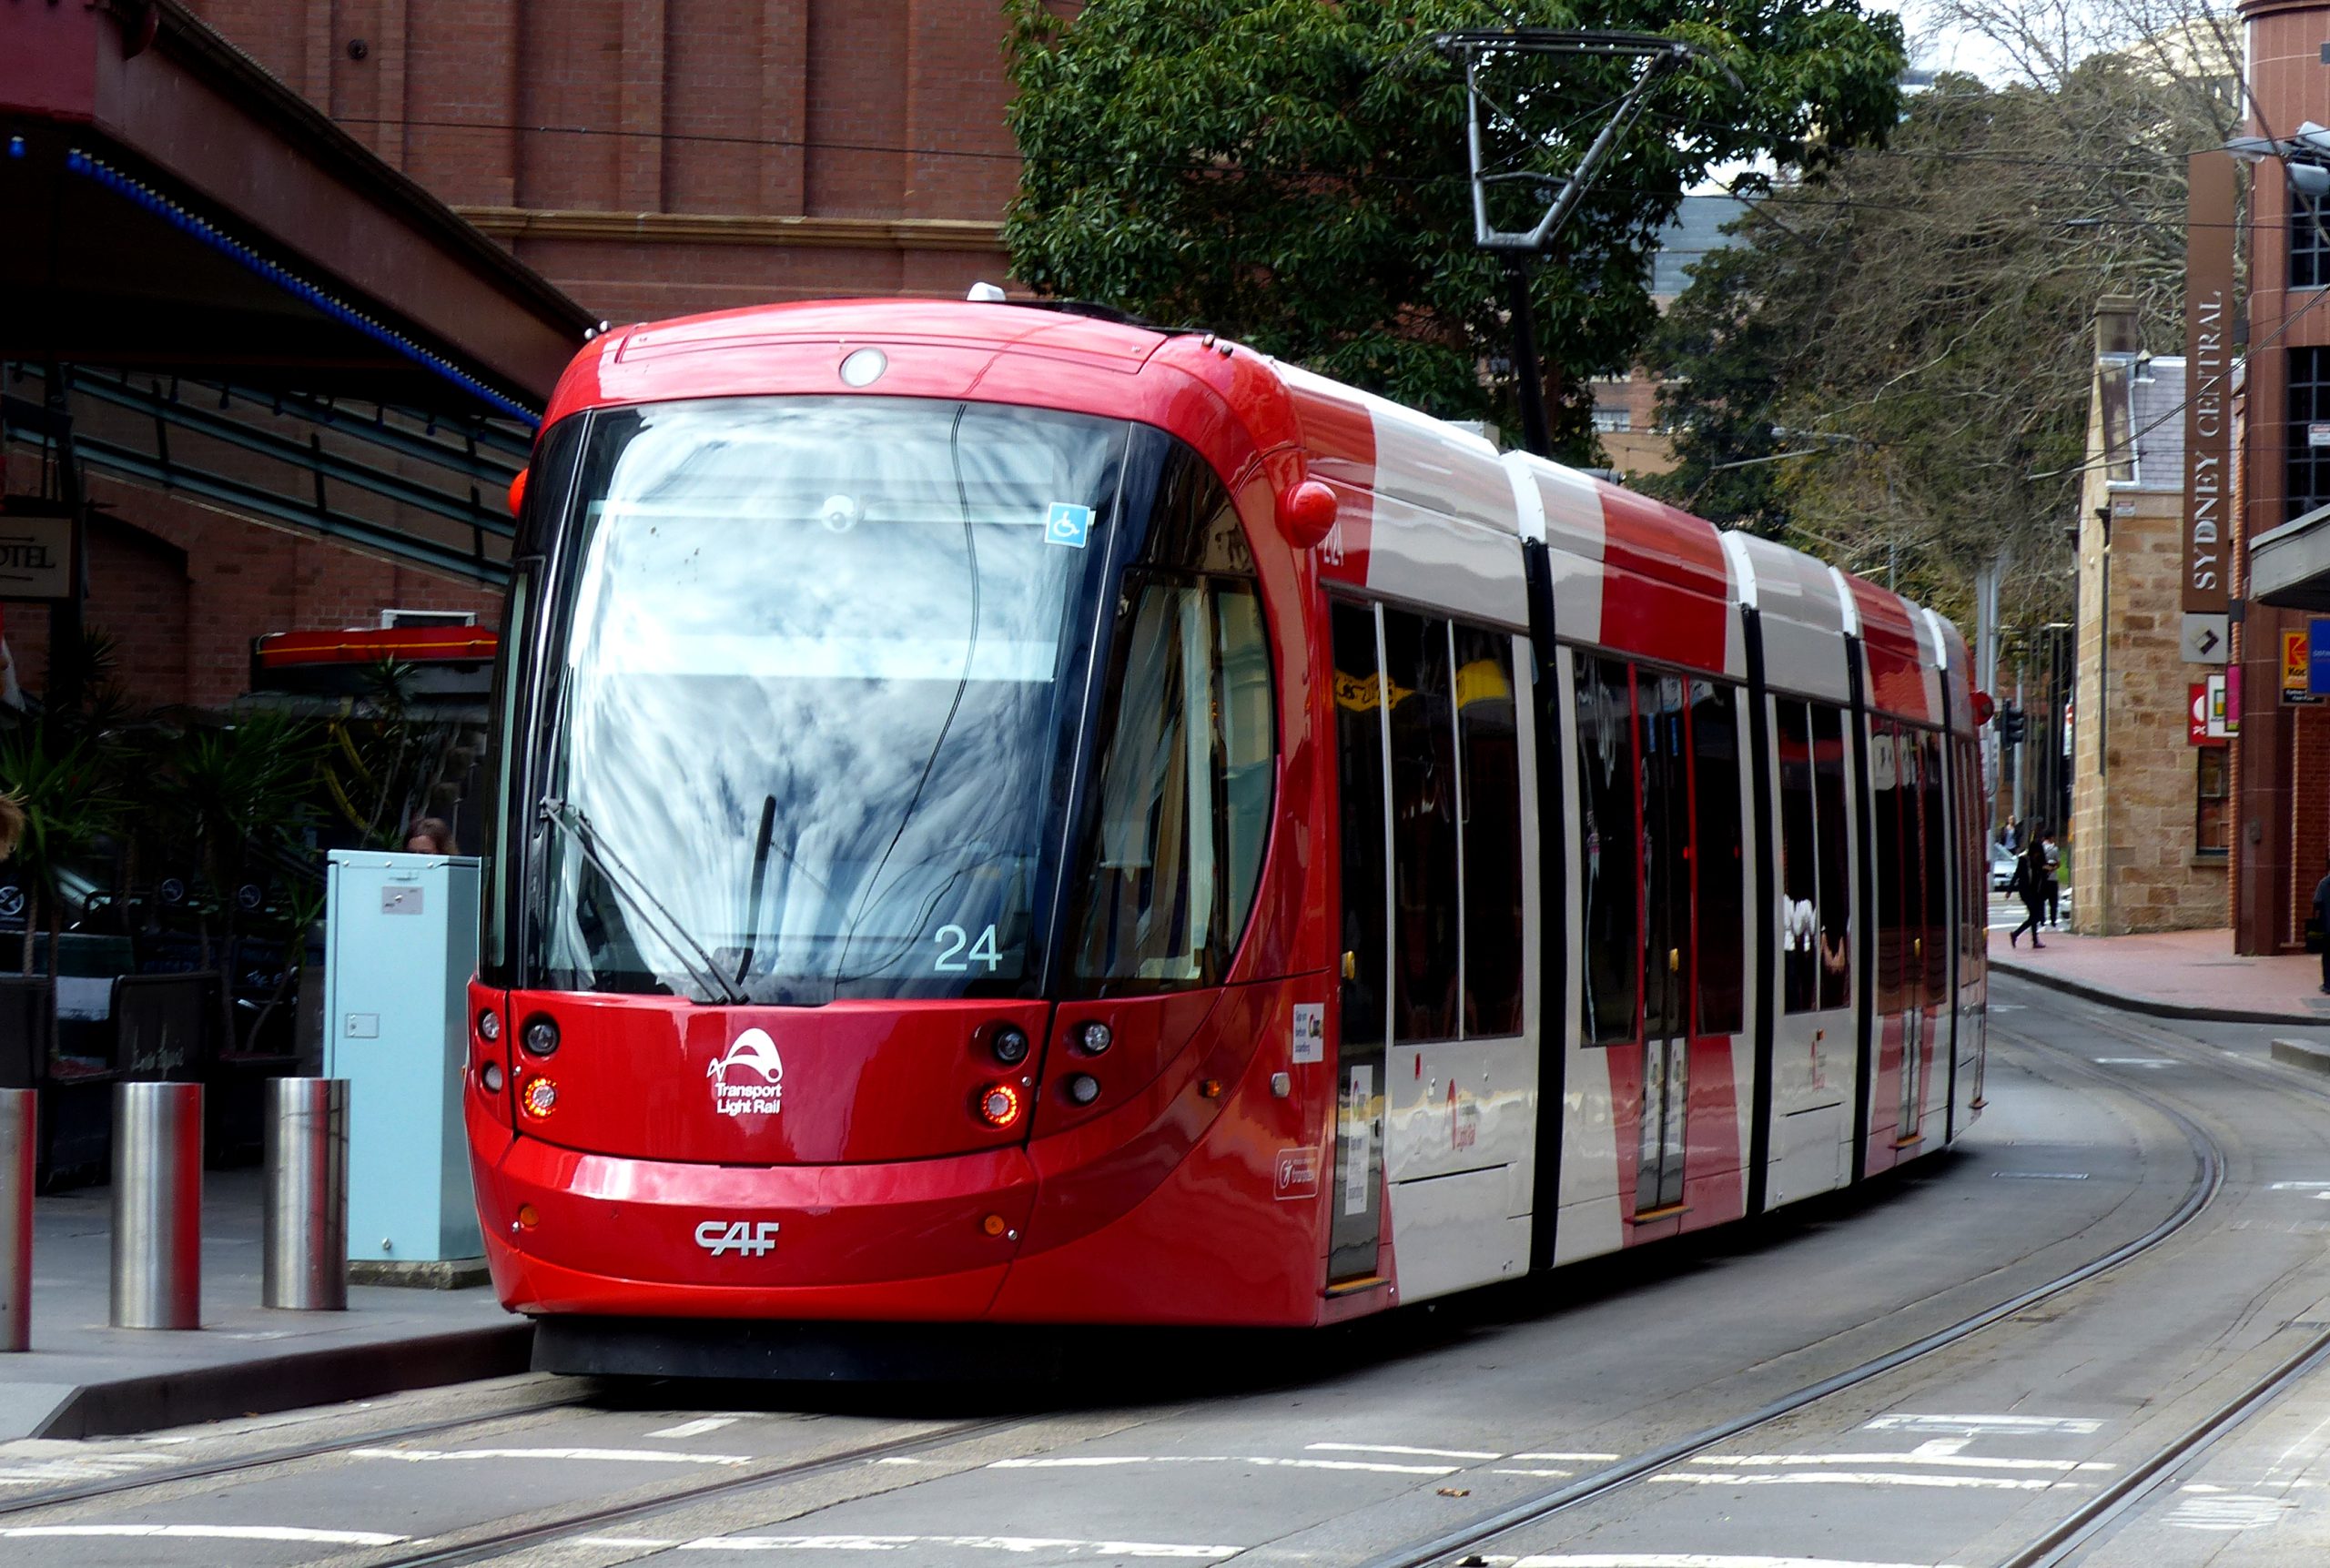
[2314,857,2330,995]
[2008,835,2047,949]
[2041,830,2062,927]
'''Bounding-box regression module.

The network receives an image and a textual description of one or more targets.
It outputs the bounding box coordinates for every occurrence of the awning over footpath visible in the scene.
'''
[2249,502,2330,612]
[0,1,596,582]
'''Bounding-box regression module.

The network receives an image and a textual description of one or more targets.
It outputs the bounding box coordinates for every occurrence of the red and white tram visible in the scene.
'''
[463,299,1986,1367]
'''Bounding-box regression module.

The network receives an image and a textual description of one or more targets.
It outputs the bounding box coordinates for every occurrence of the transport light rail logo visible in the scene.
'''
[707,1028,785,1118]
[695,1219,781,1257]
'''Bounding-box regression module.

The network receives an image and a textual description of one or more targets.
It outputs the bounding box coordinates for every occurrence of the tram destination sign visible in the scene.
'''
[2183,149,2235,619]
[0,500,74,602]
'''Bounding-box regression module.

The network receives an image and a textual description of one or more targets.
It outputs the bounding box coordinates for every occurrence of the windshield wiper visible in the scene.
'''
[539,796,746,1006]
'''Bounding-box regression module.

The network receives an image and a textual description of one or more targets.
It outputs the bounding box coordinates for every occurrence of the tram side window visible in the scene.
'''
[1332,602,1391,1046]
[1810,703,1851,1012]
[1921,731,1949,996]
[1067,575,1273,993]
[1690,679,1745,1036]
[1575,652,1640,1044]
[1456,627,1525,1037]
[1777,701,1819,1015]
[1869,720,1914,1015]
[1385,610,1461,1044]
[1959,739,1984,967]
[1638,673,1693,1042]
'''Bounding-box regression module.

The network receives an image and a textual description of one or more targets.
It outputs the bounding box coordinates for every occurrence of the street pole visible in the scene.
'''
[1505,261,1552,458]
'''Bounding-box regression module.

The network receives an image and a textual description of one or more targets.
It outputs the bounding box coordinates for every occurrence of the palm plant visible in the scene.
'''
[0,725,128,975]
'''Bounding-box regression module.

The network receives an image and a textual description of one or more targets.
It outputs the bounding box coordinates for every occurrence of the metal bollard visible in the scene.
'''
[110,1081,202,1330]
[263,1077,348,1310]
[0,1088,31,1351]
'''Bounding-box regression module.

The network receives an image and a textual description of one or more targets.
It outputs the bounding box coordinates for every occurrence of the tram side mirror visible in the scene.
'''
[508,467,530,519]
[1279,479,1337,550]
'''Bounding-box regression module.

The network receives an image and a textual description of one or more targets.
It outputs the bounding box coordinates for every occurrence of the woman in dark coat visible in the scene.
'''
[2007,834,2048,949]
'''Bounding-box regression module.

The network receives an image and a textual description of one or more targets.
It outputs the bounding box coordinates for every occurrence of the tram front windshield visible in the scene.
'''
[522,395,1269,1005]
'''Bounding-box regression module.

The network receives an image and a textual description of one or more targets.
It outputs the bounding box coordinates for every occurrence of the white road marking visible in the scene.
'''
[1656,1471,2072,1491]
[1308,1442,1502,1460]
[675,1535,1240,1558]
[1491,1468,1575,1478]
[2163,1494,2295,1532]
[0,1452,181,1486]
[2092,1058,2177,1068]
[2266,1182,2330,1190]
[1513,1451,1622,1461]
[1512,1556,1966,1568]
[353,1445,753,1466]
[1687,1453,2112,1472]
[989,1454,1455,1475]
[0,1524,410,1545]
[582,1540,680,1550]
[1990,1172,2089,1181]
[651,1417,744,1439]
[2265,1409,2330,1482]
[1862,1414,2102,1437]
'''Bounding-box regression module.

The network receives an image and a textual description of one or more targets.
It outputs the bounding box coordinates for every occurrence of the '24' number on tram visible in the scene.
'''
[932,924,1003,972]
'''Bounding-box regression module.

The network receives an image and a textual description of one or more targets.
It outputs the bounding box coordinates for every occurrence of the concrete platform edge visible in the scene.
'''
[1990,953,2322,1026]
[30,1320,534,1440]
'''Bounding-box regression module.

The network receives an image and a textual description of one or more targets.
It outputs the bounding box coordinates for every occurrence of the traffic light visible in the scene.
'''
[1997,705,2026,745]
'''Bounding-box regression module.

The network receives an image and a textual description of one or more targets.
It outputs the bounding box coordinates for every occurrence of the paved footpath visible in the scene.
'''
[0,1167,525,1442]
[1988,914,2330,1026]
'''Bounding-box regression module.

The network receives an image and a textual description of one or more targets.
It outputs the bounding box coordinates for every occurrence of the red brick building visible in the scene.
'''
[4,2,1022,712]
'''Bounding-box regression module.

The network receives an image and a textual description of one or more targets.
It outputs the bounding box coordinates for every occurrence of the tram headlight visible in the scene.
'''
[988,1025,1029,1067]
[480,1061,504,1093]
[1065,1073,1101,1107]
[521,1017,560,1057]
[975,1082,1025,1129]
[477,1009,501,1043]
[1075,1021,1112,1056]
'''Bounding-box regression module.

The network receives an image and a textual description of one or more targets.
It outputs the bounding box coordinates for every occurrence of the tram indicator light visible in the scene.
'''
[521,1077,559,1118]
[975,1082,1025,1129]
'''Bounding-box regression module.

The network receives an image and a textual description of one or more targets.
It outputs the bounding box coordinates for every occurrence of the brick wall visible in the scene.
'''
[25,2,1030,717]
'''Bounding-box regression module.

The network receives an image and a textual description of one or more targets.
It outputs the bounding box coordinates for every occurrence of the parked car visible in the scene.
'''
[1991,845,2018,891]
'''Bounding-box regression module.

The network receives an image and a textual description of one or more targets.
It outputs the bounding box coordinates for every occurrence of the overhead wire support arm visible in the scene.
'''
[1433,29,1717,255]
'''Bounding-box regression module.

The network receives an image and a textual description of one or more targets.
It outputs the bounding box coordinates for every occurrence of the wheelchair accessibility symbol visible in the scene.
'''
[1044,502,1093,550]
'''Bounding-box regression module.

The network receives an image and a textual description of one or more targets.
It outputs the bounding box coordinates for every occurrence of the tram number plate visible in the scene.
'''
[1275,1148,1320,1201]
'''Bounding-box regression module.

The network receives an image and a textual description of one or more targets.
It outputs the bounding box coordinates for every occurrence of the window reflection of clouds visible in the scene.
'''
[537,398,1123,1000]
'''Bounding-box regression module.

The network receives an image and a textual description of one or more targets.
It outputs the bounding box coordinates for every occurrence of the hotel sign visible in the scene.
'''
[0,502,74,602]
[2183,149,2235,621]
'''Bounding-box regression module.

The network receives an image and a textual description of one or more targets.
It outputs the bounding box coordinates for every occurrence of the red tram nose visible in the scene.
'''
[489,996,1051,1166]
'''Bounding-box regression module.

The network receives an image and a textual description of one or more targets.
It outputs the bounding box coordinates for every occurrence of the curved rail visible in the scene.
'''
[1347,1023,2225,1568]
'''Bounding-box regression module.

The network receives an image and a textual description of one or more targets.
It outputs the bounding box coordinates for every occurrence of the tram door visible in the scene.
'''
[1329,602,1389,1281]
[1636,673,1691,1215]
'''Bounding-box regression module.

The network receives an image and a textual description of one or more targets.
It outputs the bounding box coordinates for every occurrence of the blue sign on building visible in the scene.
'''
[2311,619,2330,696]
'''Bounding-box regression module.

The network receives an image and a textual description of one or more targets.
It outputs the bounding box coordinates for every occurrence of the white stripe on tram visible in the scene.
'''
[0,1524,410,1545]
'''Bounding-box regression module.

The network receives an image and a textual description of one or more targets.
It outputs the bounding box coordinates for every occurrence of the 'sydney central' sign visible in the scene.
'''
[2183,149,2234,620]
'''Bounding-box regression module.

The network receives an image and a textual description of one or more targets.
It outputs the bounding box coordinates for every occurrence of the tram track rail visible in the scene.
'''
[364,1414,1034,1568]
[0,1387,594,1520]
[1348,1016,2232,1568]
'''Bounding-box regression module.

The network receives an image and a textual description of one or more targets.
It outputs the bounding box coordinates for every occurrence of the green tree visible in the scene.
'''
[1004,0,1907,458]
[1644,30,2237,627]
